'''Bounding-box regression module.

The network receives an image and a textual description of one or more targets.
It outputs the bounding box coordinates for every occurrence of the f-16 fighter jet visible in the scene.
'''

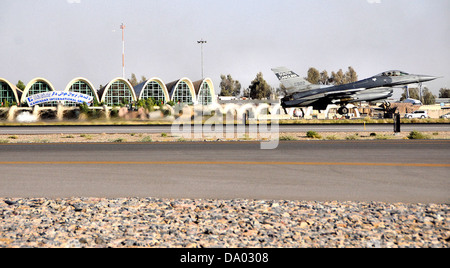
[272,67,439,115]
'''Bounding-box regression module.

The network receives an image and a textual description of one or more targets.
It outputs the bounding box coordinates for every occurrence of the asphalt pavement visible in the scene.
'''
[0,140,449,203]
[0,123,449,135]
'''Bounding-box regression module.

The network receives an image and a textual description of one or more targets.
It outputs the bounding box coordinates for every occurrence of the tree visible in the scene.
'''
[219,74,241,97]
[439,88,450,98]
[276,83,288,97]
[249,72,272,100]
[331,69,345,85]
[308,66,358,85]
[16,80,26,91]
[242,87,251,98]
[306,67,320,84]
[319,70,330,85]
[401,87,436,105]
[344,66,358,83]
[128,73,138,86]
[401,88,420,100]
[128,74,147,87]
[422,88,436,105]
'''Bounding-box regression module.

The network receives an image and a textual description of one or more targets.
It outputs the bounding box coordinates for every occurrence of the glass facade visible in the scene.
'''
[104,81,133,107]
[67,80,96,106]
[27,81,56,107]
[198,82,213,105]
[172,81,193,104]
[141,81,166,104]
[0,82,15,106]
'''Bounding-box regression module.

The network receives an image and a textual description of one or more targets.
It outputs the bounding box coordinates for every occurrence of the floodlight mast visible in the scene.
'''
[197,39,207,79]
[120,23,126,79]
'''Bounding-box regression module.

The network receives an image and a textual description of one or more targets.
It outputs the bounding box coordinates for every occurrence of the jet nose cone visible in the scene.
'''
[418,75,439,82]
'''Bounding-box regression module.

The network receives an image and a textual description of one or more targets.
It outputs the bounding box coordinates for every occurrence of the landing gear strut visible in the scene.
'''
[381,101,391,111]
[380,101,397,118]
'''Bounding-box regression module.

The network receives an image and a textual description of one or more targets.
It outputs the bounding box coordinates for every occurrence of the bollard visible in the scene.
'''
[394,113,401,133]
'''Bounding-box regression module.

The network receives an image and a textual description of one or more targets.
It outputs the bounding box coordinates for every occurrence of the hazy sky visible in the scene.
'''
[1,0,449,97]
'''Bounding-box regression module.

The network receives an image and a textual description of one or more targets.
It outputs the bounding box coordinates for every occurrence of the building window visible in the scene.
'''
[198,82,213,105]
[27,81,56,107]
[173,81,193,104]
[67,81,95,106]
[141,81,166,104]
[104,81,133,107]
[0,82,15,106]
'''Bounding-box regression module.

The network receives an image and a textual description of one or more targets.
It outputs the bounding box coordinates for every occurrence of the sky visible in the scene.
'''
[0,0,449,98]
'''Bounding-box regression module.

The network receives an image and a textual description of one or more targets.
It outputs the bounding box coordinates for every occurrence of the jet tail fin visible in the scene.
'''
[271,67,311,93]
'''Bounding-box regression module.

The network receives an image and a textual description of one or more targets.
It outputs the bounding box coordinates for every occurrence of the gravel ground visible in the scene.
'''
[1,198,448,248]
[1,131,450,144]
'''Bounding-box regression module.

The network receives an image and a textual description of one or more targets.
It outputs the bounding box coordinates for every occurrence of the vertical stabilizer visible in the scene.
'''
[271,67,312,93]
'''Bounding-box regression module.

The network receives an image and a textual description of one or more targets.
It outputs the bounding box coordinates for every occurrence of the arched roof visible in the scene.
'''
[193,77,216,103]
[21,77,56,104]
[64,77,99,102]
[98,77,137,103]
[166,77,196,101]
[134,77,169,101]
[0,78,21,104]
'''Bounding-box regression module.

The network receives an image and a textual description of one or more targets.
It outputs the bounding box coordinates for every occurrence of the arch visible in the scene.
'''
[99,77,136,107]
[0,78,20,106]
[64,77,99,102]
[21,78,56,106]
[194,78,216,105]
[166,78,196,105]
[134,77,169,105]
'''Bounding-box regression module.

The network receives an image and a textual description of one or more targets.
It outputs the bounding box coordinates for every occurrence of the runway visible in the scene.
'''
[0,123,449,135]
[0,140,449,203]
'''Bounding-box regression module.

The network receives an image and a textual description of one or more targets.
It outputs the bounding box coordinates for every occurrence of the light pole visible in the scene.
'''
[120,23,126,79]
[197,39,207,79]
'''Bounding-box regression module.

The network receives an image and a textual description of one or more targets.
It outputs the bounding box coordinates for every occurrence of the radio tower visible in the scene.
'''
[120,23,126,78]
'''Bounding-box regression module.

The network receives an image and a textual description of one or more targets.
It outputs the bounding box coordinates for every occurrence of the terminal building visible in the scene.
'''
[0,77,217,108]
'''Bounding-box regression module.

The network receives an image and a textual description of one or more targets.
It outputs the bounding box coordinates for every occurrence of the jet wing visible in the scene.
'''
[285,87,370,110]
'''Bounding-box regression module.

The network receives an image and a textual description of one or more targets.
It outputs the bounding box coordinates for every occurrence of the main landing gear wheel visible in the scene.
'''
[338,106,349,115]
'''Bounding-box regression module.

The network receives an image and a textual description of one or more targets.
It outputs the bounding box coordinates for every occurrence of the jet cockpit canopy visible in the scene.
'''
[378,70,410,77]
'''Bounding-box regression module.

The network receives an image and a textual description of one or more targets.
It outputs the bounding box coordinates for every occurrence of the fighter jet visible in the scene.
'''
[272,67,439,115]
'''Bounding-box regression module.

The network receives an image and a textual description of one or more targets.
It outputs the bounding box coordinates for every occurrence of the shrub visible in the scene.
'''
[375,134,389,140]
[407,130,430,140]
[306,131,322,139]
[345,135,358,140]
[141,136,153,142]
[279,135,297,141]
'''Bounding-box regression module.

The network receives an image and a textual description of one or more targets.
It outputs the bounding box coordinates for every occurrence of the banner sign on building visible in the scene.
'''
[26,91,94,107]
